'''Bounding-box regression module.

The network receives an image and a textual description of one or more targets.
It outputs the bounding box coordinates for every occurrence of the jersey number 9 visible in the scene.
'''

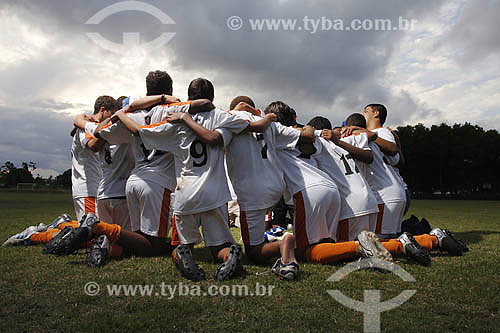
[190,139,208,167]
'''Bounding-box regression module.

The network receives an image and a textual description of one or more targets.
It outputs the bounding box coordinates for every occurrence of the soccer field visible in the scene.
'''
[0,192,499,332]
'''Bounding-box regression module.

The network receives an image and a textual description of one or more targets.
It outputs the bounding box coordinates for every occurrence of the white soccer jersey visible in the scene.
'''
[96,110,176,192]
[85,122,134,200]
[139,106,250,215]
[263,122,338,198]
[312,134,379,220]
[225,111,285,211]
[361,141,405,204]
[71,128,102,198]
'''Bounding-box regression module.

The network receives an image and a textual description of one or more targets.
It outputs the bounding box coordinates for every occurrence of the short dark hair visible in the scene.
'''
[365,103,387,125]
[229,96,255,110]
[117,96,128,107]
[188,78,214,101]
[345,113,367,128]
[94,96,119,114]
[146,70,173,96]
[307,116,332,130]
[264,101,295,126]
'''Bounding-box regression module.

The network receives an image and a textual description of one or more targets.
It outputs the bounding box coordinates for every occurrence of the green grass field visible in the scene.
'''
[0,192,499,332]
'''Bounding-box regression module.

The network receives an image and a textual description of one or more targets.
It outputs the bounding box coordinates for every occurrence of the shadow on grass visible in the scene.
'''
[453,230,500,245]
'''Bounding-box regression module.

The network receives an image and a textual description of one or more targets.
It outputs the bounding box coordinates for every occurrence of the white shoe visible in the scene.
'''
[357,231,393,262]
[2,226,39,247]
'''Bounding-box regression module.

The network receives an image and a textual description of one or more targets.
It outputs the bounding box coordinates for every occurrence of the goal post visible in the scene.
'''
[16,183,36,191]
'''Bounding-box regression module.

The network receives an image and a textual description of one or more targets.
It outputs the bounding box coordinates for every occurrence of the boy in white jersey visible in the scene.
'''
[117,79,273,281]
[222,96,298,280]
[93,71,206,256]
[74,97,133,231]
[341,112,432,265]
[259,102,342,258]
[340,109,406,239]
[70,96,110,221]
[306,116,379,242]
[360,104,406,238]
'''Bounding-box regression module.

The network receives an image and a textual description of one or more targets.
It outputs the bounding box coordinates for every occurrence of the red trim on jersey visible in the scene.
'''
[294,191,309,248]
[140,120,170,129]
[84,197,96,215]
[376,204,385,234]
[337,219,349,242]
[158,101,192,107]
[240,210,250,246]
[96,122,114,132]
[170,215,180,246]
[158,189,171,238]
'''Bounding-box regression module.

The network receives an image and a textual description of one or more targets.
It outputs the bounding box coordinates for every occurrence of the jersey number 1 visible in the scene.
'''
[340,154,359,176]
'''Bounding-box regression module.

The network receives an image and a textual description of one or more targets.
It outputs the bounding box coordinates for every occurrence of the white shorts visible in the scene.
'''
[174,205,235,247]
[337,213,378,242]
[293,185,341,248]
[240,208,272,246]
[97,197,131,231]
[375,201,406,235]
[73,196,97,222]
[126,178,172,238]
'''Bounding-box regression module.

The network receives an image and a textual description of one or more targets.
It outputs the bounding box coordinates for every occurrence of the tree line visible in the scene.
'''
[397,123,500,199]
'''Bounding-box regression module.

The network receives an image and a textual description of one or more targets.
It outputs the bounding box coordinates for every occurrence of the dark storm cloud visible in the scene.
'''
[443,0,500,64]
[5,0,485,173]
[0,104,75,172]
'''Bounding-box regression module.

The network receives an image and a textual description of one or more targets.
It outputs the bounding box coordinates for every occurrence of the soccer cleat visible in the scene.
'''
[272,258,299,281]
[42,226,75,254]
[357,231,393,263]
[214,244,242,281]
[43,225,91,255]
[2,225,39,247]
[174,245,206,282]
[86,235,110,267]
[78,213,99,231]
[397,232,431,266]
[430,228,465,256]
[46,214,72,229]
[442,229,469,253]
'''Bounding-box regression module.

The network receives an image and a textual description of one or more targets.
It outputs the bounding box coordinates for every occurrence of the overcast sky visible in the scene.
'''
[0,0,499,177]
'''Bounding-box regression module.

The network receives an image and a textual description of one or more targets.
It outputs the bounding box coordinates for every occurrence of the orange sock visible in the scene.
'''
[170,216,180,246]
[92,222,121,243]
[172,248,179,264]
[382,240,404,256]
[305,242,359,264]
[109,244,123,258]
[414,234,438,251]
[29,229,60,244]
[58,221,78,230]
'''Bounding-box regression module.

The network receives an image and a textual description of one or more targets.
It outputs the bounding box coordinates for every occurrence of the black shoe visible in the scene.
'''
[43,226,75,255]
[443,229,468,252]
[174,245,205,282]
[397,232,431,266]
[430,228,463,256]
[86,235,110,267]
[214,244,242,281]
